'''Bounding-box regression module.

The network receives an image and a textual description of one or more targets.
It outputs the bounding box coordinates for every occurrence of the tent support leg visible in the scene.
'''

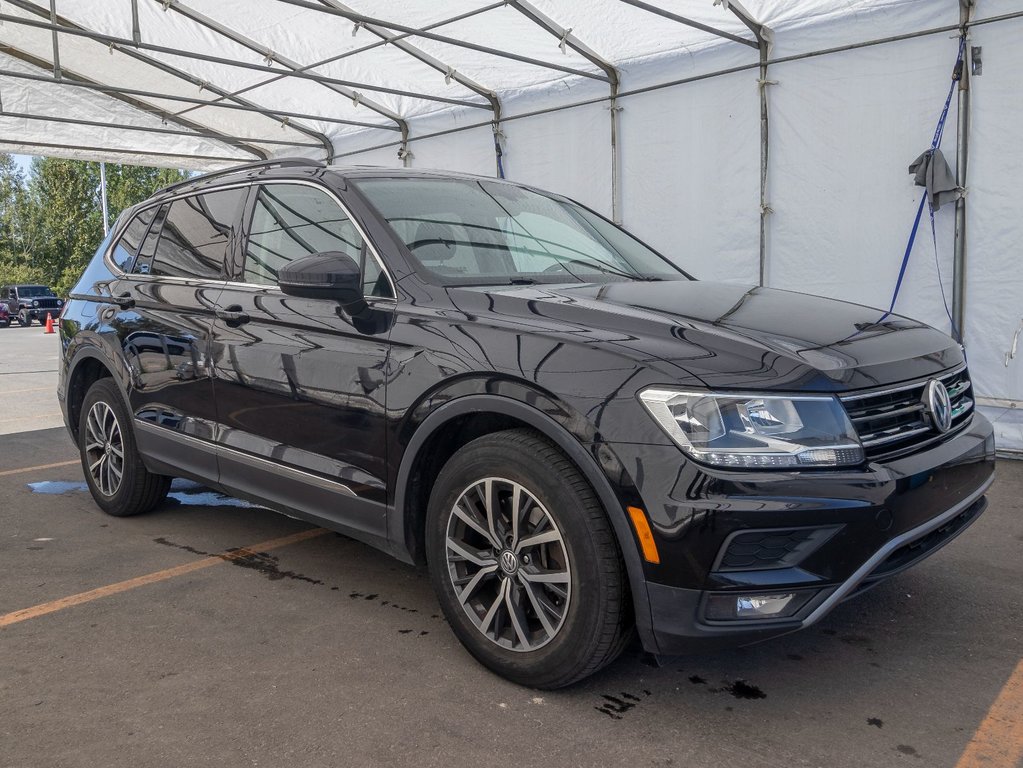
[757,40,770,287]
[952,1,974,343]
[610,84,621,224]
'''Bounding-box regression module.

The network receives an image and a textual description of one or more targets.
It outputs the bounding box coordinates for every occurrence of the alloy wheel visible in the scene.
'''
[84,401,125,497]
[445,477,571,652]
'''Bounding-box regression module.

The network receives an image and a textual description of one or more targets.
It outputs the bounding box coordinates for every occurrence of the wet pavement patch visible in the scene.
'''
[29,478,258,509]
[724,680,766,700]
[153,536,322,584]
[595,690,652,720]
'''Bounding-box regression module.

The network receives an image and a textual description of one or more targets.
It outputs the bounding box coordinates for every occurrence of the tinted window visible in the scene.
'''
[132,205,169,275]
[110,208,156,272]
[244,183,390,297]
[150,189,244,279]
[355,178,684,286]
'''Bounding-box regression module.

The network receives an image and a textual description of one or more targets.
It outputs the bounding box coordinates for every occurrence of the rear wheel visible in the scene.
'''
[426,428,632,688]
[79,378,171,517]
[0,317,8,328]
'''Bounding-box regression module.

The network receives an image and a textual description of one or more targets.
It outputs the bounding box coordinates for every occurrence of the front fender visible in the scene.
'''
[389,392,658,652]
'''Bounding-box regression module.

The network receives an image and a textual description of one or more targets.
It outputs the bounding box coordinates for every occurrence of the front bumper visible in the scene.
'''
[610,412,996,655]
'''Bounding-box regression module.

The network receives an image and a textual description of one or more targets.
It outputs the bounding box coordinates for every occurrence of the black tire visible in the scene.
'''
[79,378,171,517]
[426,428,632,689]
[0,318,8,328]
[17,310,31,327]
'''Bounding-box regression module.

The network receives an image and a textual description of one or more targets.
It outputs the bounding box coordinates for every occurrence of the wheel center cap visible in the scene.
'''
[498,549,519,575]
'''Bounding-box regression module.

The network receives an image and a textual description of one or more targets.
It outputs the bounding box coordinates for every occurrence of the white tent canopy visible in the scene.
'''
[0,0,1021,452]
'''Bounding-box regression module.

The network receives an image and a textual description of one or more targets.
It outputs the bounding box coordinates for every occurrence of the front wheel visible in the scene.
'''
[426,429,632,688]
[79,378,171,516]
[17,311,31,327]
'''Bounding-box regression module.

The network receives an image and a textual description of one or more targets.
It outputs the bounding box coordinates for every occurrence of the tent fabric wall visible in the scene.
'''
[0,0,1020,452]
[962,13,1023,452]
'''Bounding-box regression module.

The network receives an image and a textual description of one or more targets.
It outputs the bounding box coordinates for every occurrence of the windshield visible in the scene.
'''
[18,286,54,297]
[354,177,688,286]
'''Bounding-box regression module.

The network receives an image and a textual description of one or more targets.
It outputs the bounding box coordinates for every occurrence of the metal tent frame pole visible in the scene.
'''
[4,0,336,159]
[507,0,622,221]
[99,161,109,235]
[318,0,505,177]
[953,0,975,341]
[0,9,489,110]
[0,109,323,148]
[273,0,612,83]
[723,1,772,288]
[156,0,414,165]
[0,43,269,161]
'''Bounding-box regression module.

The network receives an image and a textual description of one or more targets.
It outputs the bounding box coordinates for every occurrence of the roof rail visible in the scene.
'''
[155,157,324,196]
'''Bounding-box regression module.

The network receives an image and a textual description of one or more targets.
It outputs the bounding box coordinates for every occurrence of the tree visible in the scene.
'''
[0,155,188,295]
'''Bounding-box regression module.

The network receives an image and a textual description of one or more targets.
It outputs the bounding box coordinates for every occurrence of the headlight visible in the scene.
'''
[638,389,863,468]
[32,300,39,307]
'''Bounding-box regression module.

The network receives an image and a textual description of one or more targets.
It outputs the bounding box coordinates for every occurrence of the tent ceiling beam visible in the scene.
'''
[318,0,499,116]
[316,0,505,175]
[157,0,425,128]
[0,137,251,164]
[0,42,269,160]
[153,0,414,163]
[46,0,60,77]
[5,0,335,159]
[618,0,759,48]
[182,1,505,122]
[0,109,323,148]
[0,8,490,110]
[0,64,393,131]
[273,0,611,83]
[505,0,622,220]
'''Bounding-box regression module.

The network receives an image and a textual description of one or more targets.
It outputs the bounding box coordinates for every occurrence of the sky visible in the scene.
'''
[12,154,34,178]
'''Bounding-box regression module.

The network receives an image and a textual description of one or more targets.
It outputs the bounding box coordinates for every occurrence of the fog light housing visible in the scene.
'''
[704,589,816,621]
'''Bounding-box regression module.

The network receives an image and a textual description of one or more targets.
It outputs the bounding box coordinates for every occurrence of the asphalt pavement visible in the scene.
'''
[0,324,1020,768]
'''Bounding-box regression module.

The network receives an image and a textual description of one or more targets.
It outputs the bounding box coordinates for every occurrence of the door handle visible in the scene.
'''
[215,305,250,326]
[110,292,135,309]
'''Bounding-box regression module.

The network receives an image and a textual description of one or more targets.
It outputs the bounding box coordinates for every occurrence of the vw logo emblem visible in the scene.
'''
[499,550,519,575]
[923,379,953,433]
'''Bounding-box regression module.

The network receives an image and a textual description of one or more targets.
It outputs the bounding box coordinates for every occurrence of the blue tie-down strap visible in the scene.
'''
[887,36,966,341]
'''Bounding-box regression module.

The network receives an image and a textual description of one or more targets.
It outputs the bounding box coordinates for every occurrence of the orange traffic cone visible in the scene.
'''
[44,313,55,334]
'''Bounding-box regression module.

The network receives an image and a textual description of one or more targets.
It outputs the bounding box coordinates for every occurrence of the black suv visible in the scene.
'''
[3,284,63,326]
[58,159,995,688]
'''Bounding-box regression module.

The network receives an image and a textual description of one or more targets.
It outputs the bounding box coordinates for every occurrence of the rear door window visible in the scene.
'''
[149,189,245,279]
[110,207,157,273]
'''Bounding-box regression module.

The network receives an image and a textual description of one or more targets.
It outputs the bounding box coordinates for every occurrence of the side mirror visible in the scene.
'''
[278,251,363,308]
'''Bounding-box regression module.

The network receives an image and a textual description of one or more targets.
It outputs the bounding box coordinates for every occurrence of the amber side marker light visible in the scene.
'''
[627,506,661,564]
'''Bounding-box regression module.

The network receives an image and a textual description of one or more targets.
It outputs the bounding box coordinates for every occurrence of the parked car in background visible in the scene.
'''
[0,302,9,328]
[2,284,63,326]
[58,159,995,688]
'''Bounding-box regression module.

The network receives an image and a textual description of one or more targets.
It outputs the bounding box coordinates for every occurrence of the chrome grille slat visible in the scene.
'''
[840,365,974,460]
[850,402,925,423]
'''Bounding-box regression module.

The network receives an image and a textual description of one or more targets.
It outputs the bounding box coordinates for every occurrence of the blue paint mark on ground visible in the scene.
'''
[28,478,257,508]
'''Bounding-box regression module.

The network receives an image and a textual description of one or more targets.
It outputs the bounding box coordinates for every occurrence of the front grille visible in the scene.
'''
[840,366,973,460]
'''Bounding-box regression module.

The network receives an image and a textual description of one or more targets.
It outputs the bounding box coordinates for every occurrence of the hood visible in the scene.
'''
[454,280,963,392]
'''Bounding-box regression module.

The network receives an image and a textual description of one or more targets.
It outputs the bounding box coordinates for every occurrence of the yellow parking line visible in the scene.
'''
[955,658,1023,768]
[4,386,53,395]
[0,528,327,629]
[0,459,80,478]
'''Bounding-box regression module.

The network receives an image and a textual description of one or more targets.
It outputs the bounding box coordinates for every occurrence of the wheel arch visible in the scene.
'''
[390,394,656,648]
[65,346,125,441]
